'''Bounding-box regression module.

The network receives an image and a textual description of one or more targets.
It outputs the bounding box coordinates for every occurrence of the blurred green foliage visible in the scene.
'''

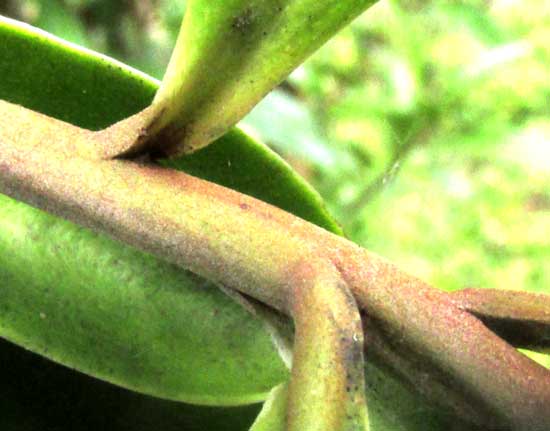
[1,0,548,365]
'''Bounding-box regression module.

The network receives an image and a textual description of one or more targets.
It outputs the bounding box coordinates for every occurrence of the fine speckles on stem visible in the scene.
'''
[2,100,550,430]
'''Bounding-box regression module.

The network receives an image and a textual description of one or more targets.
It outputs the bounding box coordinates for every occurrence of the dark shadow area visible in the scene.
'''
[0,338,261,431]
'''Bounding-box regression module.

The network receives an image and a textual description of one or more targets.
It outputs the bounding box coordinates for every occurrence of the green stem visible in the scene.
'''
[103,0,378,159]
[288,262,368,430]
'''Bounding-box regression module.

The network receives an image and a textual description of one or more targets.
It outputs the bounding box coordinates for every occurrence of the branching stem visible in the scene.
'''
[288,262,368,430]
[1,100,550,430]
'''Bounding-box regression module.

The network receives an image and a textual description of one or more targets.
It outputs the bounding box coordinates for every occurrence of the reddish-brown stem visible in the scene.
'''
[451,288,550,353]
[332,251,550,430]
[1,100,550,430]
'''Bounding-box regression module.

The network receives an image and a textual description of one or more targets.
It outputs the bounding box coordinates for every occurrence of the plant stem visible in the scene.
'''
[452,288,550,353]
[288,263,368,430]
[2,100,550,430]
[0,99,367,430]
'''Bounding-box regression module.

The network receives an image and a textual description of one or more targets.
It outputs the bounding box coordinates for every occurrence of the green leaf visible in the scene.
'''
[249,384,288,431]
[0,14,340,407]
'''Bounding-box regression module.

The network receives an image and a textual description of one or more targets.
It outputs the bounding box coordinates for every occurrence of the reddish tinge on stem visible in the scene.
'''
[1,100,550,430]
